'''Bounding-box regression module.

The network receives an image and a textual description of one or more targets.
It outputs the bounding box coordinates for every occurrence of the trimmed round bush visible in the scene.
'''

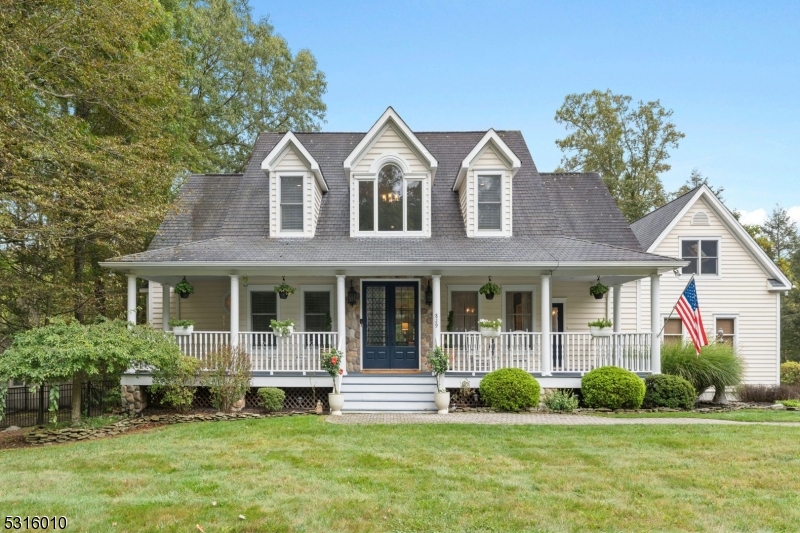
[781,362,800,385]
[479,368,540,411]
[643,374,697,410]
[257,387,285,412]
[581,366,645,409]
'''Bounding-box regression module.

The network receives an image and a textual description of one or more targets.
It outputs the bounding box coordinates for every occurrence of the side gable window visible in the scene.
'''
[280,176,304,231]
[477,174,502,231]
[357,164,424,234]
[681,239,718,275]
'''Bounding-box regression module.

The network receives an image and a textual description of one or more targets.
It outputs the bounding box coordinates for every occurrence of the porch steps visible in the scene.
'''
[341,374,439,413]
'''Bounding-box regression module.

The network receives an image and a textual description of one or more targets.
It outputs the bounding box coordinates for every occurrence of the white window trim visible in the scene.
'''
[447,285,482,332]
[352,167,429,237]
[276,172,308,236]
[678,236,722,279]
[712,314,738,347]
[501,285,536,333]
[474,170,508,236]
[246,285,282,332]
[299,285,335,332]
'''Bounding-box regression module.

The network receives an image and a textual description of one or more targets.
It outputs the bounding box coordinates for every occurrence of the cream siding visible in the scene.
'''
[352,125,427,174]
[312,178,323,234]
[618,196,780,384]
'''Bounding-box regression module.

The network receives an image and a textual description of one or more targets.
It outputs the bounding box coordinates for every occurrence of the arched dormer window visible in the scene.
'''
[357,162,424,234]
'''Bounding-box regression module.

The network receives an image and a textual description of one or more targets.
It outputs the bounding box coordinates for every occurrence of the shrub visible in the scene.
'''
[642,374,696,410]
[201,346,252,413]
[479,368,540,411]
[257,388,285,412]
[543,389,579,412]
[581,366,645,409]
[779,399,800,408]
[661,341,743,400]
[737,384,800,403]
[150,354,200,412]
[780,362,800,385]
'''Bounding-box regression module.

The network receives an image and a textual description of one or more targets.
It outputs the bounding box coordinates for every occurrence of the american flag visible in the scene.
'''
[675,278,708,354]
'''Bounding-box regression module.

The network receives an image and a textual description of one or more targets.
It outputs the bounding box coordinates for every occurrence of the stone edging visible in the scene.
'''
[25,410,317,446]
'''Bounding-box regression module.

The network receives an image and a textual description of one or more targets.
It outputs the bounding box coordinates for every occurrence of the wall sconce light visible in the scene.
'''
[425,279,433,306]
[347,280,359,306]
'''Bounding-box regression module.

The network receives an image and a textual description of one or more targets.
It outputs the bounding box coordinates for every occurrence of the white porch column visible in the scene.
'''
[540,274,552,376]
[612,285,621,333]
[650,273,661,374]
[127,274,137,325]
[336,275,347,376]
[230,275,240,348]
[432,275,441,347]
[162,283,171,331]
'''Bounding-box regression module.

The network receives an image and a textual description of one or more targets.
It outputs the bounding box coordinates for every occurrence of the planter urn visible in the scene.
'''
[328,393,344,416]
[480,327,501,338]
[172,325,194,336]
[434,391,450,414]
[275,325,294,338]
[589,326,612,338]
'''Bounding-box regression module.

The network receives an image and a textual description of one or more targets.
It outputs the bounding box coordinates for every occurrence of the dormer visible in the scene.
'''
[261,132,328,237]
[453,129,521,237]
[344,108,438,237]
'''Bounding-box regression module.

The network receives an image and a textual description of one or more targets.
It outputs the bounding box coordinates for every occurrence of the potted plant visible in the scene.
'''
[270,318,295,337]
[589,280,609,300]
[428,346,450,414]
[478,318,502,337]
[273,277,296,300]
[321,349,345,415]
[169,318,195,336]
[174,277,194,299]
[588,318,613,337]
[479,277,501,300]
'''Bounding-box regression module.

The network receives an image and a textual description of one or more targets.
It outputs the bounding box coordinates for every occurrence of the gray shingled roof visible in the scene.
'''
[126,130,674,265]
[630,187,701,250]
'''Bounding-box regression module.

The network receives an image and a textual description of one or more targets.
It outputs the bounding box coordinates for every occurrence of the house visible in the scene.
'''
[102,107,698,412]
[625,186,791,385]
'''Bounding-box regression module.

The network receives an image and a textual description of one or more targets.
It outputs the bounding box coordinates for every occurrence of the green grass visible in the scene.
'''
[1,417,800,532]
[594,409,800,422]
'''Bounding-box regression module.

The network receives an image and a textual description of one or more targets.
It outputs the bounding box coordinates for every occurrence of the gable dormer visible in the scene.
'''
[453,129,521,237]
[261,132,327,237]
[344,108,438,237]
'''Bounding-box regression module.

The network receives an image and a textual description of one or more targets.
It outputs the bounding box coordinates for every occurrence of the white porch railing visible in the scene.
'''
[441,332,651,374]
[441,332,542,374]
[174,331,338,373]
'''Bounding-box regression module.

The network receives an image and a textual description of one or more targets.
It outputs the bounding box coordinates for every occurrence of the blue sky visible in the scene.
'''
[251,0,800,223]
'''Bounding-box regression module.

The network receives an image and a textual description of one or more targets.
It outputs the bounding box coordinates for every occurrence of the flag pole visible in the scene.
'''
[655,275,695,339]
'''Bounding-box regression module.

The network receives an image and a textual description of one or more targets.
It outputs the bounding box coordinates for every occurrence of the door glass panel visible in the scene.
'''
[551,305,560,332]
[395,286,416,346]
[366,286,386,346]
[378,164,403,231]
[505,291,532,331]
[406,180,423,231]
[252,292,277,332]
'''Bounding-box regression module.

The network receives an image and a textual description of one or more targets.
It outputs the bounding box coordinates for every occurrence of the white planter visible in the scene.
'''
[589,326,612,338]
[274,325,294,338]
[172,325,194,336]
[434,391,450,414]
[480,327,501,337]
[328,393,344,416]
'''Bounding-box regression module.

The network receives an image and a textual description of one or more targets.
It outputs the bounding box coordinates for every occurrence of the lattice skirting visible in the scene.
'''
[146,386,332,411]
[446,387,486,408]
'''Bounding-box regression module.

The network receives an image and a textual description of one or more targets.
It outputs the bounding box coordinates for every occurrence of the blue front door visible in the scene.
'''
[362,281,419,369]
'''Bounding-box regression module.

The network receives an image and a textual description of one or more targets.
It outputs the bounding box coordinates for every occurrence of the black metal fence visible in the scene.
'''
[1,380,120,428]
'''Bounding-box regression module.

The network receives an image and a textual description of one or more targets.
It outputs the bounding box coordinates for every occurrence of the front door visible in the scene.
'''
[362,281,419,369]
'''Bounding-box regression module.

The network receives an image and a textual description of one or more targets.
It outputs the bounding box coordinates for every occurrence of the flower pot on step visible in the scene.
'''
[328,393,344,416]
[434,391,450,414]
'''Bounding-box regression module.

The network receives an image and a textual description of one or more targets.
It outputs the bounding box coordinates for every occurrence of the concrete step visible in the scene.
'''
[344,375,435,385]
[343,383,437,393]
[343,391,435,402]
[341,400,439,413]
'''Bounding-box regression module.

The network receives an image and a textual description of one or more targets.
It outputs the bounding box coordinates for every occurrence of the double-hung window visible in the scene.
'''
[280,176,304,231]
[251,292,277,332]
[304,291,331,332]
[681,239,718,275]
[663,318,683,345]
[505,291,533,332]
[477,174,502,231]
[715,317,736,345]
[451,291,478,332]
[358,164,423,234]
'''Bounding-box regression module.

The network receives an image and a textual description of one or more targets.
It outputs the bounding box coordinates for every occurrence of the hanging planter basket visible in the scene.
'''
[274,277,296,300]
[174,277,194,300]
[589,280,609,300]
[479,278,501,301]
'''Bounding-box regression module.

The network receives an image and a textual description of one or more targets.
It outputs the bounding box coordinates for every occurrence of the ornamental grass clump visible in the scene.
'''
[642,374,696,410]
[479,368,540,411]
[542,389,579,412]
[581,366,645,409]
[661,341,742,401]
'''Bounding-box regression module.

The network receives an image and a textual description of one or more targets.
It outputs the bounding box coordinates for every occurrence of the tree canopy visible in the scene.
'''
[554,89,685,222]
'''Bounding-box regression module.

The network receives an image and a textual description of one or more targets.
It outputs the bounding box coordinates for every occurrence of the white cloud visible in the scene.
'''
[737,206,800,226]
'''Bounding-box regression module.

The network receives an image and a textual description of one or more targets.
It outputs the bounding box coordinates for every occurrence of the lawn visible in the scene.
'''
[1,416,800,532]
[594,409,800,422]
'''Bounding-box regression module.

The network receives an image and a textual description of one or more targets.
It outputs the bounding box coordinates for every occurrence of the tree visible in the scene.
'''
[782,249,800,362]
[0,319,182,422]
[672,169,724,201]
[176,0,327,173]
[761,206,799,263]
[554,89,685,222]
